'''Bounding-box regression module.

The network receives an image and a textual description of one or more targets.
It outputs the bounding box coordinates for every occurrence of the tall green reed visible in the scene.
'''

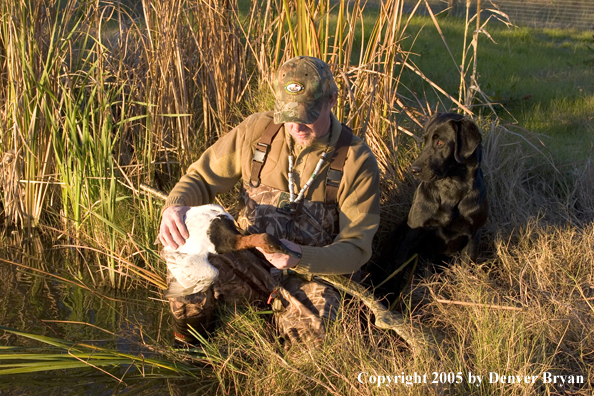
[0,0,63,231]
[0,325,201,377]
[256,0,418,193]
[0,0,504,288]
[0,0,159,287]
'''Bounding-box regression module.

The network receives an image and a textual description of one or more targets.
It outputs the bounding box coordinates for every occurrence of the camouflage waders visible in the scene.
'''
[168,180,344,347]
[167,249,275,345]
[168,121,352,347]
[168,248,341,347]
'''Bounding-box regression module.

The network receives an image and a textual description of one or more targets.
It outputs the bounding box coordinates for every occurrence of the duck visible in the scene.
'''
[161,204,301,296]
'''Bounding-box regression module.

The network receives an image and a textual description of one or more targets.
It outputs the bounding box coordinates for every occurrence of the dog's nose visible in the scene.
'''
[411,164,422,175]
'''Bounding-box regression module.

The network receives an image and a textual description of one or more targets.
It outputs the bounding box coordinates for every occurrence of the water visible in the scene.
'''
[0,233,198,395]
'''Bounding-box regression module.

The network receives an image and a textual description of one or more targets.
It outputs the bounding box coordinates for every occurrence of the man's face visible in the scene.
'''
[284,94,337,146]
[285,119,321,146]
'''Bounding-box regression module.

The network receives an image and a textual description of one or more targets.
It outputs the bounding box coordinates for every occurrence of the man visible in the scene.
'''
[159,56,380,347]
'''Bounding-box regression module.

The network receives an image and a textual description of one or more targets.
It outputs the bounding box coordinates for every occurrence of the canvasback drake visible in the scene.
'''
[162,204,301,296]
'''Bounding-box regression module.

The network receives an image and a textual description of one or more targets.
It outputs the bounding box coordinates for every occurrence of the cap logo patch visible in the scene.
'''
[284,82,305,95]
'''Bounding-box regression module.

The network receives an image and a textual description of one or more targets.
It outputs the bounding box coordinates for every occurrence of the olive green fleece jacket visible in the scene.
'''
[163,111,380,275]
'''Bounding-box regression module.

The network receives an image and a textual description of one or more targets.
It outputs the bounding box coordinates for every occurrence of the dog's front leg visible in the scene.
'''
[461,228,481,263]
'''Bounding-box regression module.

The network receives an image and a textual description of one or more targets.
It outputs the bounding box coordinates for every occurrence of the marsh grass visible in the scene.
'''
[2,0,489,281]
[177,199,594,396]
[1,0,594,394]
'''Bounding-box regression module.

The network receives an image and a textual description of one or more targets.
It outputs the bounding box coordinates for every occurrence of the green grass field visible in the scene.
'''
[400,15,594,161]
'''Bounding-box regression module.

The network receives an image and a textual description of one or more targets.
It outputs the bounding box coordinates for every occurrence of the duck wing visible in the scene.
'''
[162,250,219,293]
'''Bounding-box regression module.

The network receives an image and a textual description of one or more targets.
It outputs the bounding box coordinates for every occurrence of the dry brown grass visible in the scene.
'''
[171,208,594,395]
[186,203,594,395]
[359,122,594,395]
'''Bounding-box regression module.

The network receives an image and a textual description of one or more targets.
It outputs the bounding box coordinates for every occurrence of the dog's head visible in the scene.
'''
[411,113,482,181]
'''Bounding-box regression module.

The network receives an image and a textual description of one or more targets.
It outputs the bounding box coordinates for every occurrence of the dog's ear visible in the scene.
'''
[453,118,482,163]
[423,113,441,136]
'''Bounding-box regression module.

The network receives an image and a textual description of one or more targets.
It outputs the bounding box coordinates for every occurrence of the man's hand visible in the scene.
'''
[256,239,301,270]
[159,205,191,249]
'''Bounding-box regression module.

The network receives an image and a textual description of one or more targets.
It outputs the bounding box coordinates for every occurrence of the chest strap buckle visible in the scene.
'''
[326,169,343,187]
[253,143,269,163]
[249,120,283,188]
[250,143,271,187]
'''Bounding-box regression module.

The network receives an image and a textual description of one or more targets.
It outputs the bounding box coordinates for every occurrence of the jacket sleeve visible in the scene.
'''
[296,146,381,275]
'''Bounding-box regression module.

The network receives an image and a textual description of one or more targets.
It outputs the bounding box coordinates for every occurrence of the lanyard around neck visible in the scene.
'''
[287,120,333,204]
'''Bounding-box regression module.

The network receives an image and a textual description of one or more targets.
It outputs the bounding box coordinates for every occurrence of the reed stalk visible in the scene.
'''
[0,0,506,287]
[0,325,201,377]
[1,0,61,230]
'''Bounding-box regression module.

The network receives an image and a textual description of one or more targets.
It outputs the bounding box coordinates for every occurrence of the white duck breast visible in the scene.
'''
[162,204,233,294]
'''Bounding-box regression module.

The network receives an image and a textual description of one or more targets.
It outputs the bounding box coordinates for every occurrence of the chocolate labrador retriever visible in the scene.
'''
[373,113,488,299]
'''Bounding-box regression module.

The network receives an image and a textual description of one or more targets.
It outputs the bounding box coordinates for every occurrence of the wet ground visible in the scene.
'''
[0,233,195,395]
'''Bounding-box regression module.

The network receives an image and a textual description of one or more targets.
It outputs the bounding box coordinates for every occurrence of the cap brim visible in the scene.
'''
[273,98,323,124]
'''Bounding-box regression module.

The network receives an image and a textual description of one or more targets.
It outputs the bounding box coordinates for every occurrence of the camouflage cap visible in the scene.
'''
[273,56,338,124]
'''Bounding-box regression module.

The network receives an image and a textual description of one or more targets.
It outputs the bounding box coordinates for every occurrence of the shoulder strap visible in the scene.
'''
[325,124,353,207]
[249,120,283,187]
